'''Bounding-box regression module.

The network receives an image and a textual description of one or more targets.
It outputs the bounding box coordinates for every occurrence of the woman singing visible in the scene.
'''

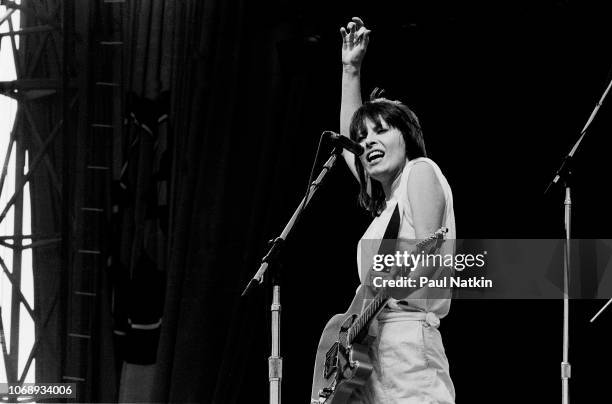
[340,17,456,404]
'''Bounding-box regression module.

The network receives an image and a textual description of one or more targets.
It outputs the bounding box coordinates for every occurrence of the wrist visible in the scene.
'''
[342,64,361,75]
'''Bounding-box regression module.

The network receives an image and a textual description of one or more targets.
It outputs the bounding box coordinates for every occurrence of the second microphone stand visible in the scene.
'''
[545,70,612,404]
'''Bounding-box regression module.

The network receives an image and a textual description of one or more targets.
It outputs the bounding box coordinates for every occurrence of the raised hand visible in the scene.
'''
[340,17,371,69]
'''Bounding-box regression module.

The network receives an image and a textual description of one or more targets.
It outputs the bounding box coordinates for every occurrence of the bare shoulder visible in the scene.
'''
[406,161,443,194]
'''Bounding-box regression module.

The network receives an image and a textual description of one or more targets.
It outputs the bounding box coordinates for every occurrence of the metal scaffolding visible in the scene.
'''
[0,0,66,389]
[0,0,124,401]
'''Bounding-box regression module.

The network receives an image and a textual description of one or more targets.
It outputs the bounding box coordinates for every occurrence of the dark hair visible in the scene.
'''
[349,98,427,216]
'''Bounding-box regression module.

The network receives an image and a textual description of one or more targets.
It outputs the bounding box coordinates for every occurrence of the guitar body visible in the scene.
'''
[310,285,375,404]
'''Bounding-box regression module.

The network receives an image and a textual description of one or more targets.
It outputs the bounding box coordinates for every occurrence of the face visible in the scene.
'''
[358,117,407,185]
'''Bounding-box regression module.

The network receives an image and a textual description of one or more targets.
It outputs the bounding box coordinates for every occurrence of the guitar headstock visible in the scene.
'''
[415,227,448,251]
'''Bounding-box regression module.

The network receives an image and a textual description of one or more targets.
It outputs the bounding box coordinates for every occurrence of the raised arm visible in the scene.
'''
[340,17,370,180]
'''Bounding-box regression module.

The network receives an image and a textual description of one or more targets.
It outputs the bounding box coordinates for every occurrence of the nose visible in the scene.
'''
[363,131,377,148]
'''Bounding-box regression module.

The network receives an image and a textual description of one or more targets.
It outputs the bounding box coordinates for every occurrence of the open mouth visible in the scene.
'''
[366,150,385,164]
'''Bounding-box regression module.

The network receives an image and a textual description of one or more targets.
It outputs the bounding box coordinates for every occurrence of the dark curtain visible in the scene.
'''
[111,0,176,401]
[150,1,335,402]
[27,1,118,400]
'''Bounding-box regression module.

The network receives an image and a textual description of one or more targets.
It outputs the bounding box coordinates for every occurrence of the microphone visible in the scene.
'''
[323,131,364,156]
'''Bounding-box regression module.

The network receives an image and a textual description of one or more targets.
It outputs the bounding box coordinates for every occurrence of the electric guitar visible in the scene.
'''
[310,228,448,403]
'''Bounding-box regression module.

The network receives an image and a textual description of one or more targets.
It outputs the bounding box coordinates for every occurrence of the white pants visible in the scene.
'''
[349,311,455,404]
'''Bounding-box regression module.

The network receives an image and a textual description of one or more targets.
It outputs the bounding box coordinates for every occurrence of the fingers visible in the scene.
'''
[362,29,371,48]
[352,16,364,31]
[340,17,369,48]
[355,27,368,41]
[340,27,348,48]
[348,21,355,44]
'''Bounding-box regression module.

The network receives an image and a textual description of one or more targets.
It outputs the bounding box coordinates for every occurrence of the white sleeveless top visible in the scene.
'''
[357,157,456,318]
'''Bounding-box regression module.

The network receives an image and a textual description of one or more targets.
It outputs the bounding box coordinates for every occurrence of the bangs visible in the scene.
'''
[349,102,402,141]
[349,101,408,142]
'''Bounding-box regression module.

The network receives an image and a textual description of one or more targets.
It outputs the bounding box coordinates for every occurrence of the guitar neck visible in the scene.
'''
[347,293,388,343]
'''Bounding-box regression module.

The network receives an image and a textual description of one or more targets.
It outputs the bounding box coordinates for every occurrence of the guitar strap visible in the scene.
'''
[380,203,401,254]
[362,203,400,296]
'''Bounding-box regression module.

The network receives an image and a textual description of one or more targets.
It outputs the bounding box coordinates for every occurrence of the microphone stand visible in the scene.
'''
[241,148,342,404]
[545,73,612,404]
